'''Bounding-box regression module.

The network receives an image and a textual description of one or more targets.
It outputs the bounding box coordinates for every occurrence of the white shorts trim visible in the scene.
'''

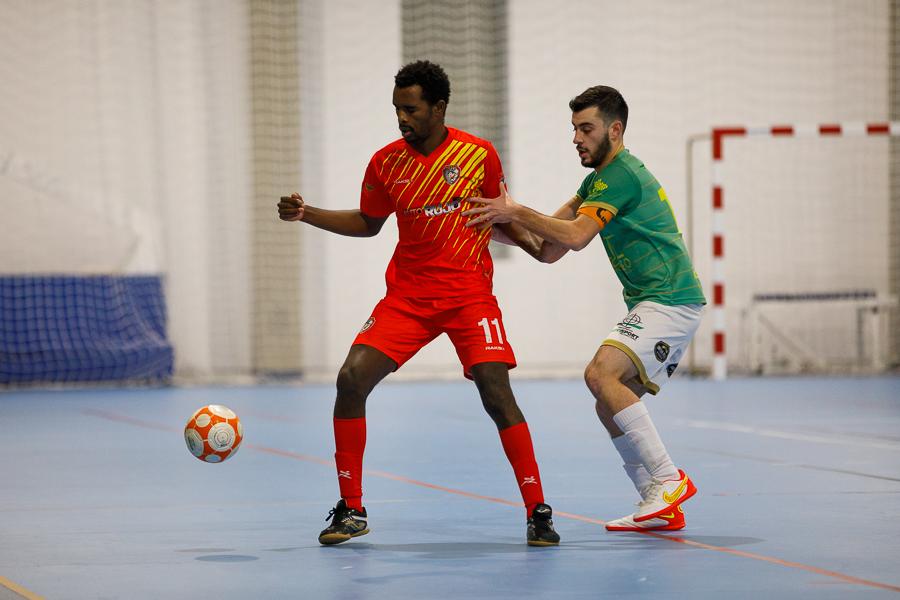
[602,301,703,394]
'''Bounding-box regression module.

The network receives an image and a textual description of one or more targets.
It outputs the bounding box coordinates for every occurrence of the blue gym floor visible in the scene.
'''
[1,376,899,599]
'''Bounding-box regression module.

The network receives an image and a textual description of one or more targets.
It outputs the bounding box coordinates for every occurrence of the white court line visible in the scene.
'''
[676,419,900,452]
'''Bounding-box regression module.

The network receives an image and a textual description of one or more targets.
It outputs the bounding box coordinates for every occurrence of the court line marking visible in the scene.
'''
[677,419,900,452]
[0,576,45,600]
[83,409,900,594]
[783,426,900,444]
[683,446,900,483]
[242,445,900,593]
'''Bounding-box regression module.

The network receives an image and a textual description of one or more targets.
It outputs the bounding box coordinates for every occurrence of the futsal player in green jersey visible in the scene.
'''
[464,86,705,531]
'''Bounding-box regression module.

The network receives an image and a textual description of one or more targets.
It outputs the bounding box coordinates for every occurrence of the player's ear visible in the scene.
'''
[610,120,624,141]
[433,99,447,118]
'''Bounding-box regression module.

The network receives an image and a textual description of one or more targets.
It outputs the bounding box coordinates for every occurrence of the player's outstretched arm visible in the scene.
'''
[492,222,570,264]
[488,196,581,263]
[464,184,600,251]
[278,193,387,237]
[535,196,585,263]
[492,222,543,259]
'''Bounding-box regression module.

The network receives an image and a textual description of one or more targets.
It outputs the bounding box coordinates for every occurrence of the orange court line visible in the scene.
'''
[0,575,45,600]
[84,408,900,594]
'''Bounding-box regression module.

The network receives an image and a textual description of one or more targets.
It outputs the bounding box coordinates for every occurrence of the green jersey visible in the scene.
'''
[575,149,705,310]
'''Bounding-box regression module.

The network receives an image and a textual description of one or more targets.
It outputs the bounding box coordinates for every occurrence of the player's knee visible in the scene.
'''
[481,392,514,418]
[583,361,603,396]
[482,397,523,430]
[584,361,615,401]
[477,382,517,420]
[336,362,373,404]
[478,378,512,406]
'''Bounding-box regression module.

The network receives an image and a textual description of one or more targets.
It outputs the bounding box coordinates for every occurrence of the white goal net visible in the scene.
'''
[707,125,898,376]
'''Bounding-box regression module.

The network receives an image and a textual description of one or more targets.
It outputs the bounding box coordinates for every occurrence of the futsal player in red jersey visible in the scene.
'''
[277,61,559,547]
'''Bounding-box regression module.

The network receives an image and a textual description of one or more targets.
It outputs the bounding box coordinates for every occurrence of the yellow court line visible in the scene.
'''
[0,576,45,600]
[83,408,900,594]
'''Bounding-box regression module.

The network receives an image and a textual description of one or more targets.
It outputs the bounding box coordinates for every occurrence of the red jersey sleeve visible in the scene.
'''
[480,143,505,198]
[360,156,394,218]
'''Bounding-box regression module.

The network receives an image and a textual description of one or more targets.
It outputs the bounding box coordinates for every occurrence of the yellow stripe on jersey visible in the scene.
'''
[425,146,485,239]
[405,140,464,210]
[417,142,480,214]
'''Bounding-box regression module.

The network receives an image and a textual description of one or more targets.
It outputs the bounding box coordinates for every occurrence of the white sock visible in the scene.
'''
[612,402,679,482]
[611,435,653,497]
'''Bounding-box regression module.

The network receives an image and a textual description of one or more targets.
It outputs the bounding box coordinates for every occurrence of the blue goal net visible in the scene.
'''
[0,275,174,384]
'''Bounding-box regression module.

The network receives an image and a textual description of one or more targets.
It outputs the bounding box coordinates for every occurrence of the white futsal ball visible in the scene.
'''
[184,404,243,463]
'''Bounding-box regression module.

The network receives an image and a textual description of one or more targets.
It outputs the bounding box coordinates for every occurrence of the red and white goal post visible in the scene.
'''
[709,122,900,380]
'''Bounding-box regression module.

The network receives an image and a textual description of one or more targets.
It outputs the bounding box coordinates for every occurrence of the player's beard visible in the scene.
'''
[582,130,611,168]
[400,124,422,143]
[400,108,435,145]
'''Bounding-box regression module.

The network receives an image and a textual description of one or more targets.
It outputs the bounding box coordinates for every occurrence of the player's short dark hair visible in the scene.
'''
[569,86,628,131]
[395,60,451,106]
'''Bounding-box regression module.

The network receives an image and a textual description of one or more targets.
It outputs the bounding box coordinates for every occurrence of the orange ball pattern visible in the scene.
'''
[184,405,243,463]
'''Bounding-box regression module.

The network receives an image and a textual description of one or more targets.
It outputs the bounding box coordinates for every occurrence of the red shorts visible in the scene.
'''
[352,294,517,378]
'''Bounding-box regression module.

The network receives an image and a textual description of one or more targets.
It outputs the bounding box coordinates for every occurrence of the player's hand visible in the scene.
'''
[278,193,305,221]
[463,182,517,229]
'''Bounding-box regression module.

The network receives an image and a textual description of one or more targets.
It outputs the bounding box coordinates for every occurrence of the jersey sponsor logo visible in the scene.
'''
[593,178,609,193]
[666,363,679,377]
[394,178,410,185]
[654,341,670,362]
[484,345,505,351]
[621,313,643,328]
[616,328,639,340]
[360,317,375,333]
[403,197,462,218]
[615,313,643,340]
[442,165,461,185]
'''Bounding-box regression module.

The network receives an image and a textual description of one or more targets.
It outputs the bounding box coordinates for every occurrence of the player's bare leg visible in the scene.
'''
[584,345,643,433]
[471,362,524,429]
[585,345,694,529]
[319,345,397,545]
[471,362,559,546]
[334,344,396,418]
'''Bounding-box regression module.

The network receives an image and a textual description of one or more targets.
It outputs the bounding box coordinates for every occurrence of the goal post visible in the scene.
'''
[709,122,900,380]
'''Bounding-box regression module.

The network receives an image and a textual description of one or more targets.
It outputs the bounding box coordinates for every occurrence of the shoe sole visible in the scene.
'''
[633,477,697,523]
[318,528,370,546]
[527,539,560,547]
[606,521,685,532]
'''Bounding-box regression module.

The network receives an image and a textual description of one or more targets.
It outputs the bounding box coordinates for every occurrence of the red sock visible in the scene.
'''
[499,422,545,517]
[333,417,366,511]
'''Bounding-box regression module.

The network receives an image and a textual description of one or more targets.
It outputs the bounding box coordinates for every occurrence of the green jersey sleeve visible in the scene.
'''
[575,173,593,202]
[579,162,639,217]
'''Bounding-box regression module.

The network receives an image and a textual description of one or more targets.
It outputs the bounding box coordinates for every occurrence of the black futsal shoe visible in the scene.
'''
[318,499,369,545]
[527,503,561,546]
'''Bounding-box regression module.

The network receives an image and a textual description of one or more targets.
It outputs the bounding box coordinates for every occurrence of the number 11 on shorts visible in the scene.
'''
[478,318,504,344]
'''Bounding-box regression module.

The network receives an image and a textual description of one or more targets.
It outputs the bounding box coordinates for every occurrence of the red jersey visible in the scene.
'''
[360,127,503,299]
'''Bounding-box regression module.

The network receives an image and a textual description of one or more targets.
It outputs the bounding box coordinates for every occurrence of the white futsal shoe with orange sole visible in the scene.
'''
[606,505,685,532]
[633,469,697,522]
